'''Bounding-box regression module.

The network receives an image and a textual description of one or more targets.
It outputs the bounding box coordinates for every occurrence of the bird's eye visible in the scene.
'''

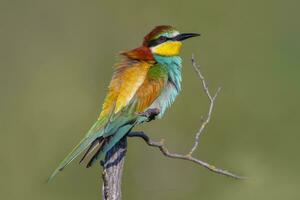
[159,36,167,41]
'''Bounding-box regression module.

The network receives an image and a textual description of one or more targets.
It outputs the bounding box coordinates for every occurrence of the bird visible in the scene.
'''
[49,25,199,181]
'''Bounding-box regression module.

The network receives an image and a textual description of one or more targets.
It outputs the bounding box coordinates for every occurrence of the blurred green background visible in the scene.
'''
[1,0,299,199]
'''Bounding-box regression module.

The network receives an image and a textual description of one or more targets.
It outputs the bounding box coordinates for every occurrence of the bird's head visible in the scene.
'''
[121,25,199,61]
[143,25,200,56]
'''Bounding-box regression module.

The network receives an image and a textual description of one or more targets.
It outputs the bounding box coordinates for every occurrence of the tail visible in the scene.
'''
[48,119,106,182]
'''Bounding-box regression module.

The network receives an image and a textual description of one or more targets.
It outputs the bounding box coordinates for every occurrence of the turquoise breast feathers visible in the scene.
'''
[149,55,182,118]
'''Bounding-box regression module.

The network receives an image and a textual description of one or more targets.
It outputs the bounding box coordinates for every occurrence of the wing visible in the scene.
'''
[99,58,152,119]
[102,61,169,116]
[134,63,168,112]
[84,63,169,166]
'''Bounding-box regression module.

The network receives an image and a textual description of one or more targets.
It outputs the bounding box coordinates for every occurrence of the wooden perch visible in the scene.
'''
[101,137,127,200]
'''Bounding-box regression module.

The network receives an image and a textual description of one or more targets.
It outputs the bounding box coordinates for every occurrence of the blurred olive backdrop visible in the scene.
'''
[1,0,300,199]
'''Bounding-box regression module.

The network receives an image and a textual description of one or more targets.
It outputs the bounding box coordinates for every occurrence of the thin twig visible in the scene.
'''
[128,132,244,180]
[188,54,221,155]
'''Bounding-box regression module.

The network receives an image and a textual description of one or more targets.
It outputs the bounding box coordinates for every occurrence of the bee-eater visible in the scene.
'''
[49,25,199,180]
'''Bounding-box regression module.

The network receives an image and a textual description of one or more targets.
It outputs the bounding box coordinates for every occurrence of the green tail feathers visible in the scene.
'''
[48,118,107,182]
[48,114,147,182]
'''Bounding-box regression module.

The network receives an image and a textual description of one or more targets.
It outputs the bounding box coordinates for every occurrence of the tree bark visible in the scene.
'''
[101,137,127,200]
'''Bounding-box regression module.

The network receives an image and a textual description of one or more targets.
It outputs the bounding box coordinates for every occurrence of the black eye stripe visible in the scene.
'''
[147,36,174,47]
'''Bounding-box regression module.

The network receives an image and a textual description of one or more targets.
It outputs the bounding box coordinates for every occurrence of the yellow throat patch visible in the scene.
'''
[151,41,182,56]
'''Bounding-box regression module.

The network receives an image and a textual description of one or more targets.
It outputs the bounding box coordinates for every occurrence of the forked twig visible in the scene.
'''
[128,55,245,180]
[188,54,221,155]
[128,132,243,179]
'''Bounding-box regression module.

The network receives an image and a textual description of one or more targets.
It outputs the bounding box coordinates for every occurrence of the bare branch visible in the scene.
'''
[128,131,245,180]
[128,55,245,180]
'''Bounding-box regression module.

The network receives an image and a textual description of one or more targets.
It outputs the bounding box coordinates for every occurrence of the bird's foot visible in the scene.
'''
[138,108,160,122]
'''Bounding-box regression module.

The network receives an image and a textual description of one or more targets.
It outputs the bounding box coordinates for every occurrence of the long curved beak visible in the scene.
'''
[175,33,200,41]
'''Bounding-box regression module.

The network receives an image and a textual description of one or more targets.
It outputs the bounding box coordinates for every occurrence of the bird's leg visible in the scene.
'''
[138,108,160,122]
